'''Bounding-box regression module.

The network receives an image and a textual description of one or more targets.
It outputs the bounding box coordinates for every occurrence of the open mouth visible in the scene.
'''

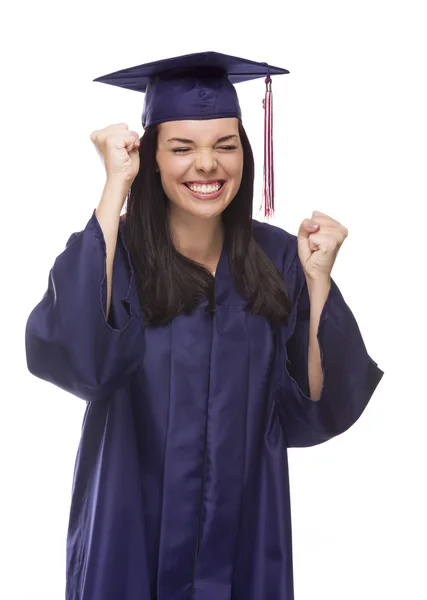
[182,180,227,199]
[183,181,226,194]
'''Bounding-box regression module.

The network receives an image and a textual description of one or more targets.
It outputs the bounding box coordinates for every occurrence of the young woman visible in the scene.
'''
[25,52,383,600]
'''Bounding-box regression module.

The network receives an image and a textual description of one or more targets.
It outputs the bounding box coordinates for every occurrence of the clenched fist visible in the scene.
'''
[297,211,348,281]
[90,123,141,186]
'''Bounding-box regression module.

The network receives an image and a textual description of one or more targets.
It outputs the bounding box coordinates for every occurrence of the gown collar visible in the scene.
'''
[119,215,248,308]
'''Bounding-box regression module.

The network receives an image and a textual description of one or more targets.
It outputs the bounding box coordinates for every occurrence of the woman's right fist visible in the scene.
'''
[90,123,141,186]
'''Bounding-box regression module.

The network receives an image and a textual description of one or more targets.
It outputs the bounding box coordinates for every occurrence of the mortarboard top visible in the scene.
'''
[93,51,290,217]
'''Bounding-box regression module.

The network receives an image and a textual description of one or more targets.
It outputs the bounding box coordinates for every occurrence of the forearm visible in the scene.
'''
[306,277,331,400]
[95,180,129,320]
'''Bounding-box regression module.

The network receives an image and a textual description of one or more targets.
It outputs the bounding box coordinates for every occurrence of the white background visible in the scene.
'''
[1,0,426,598]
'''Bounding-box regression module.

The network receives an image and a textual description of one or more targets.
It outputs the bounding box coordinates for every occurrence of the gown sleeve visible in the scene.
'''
[25,209,145,402]
[276,244,384,448]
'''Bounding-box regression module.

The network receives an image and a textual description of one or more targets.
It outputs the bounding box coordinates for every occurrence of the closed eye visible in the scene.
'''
[172,145,238,154]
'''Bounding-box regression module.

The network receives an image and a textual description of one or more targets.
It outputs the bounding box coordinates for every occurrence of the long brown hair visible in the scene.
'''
[124,121,292,327]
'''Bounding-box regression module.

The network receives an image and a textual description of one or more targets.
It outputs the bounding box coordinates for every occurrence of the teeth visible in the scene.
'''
[187,183,222,194]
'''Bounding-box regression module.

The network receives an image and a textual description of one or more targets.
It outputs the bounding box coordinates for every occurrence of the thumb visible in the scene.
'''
[298,218,319,241]
[297,219,319,268]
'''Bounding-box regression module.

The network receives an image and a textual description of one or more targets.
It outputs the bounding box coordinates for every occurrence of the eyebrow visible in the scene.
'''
[166,134,239,144]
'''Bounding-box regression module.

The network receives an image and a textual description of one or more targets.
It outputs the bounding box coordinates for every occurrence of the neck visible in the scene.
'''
[168,205,224,272]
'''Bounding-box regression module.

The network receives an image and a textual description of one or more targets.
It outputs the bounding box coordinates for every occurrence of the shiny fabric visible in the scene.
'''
[92,51,289,128]
[25,211,383,600]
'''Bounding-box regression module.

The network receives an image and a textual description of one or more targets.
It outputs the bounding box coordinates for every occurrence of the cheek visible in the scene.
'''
[159,156,189,183]
[229,160,244,187]
[158,165,182,192]
[226,153,244,176]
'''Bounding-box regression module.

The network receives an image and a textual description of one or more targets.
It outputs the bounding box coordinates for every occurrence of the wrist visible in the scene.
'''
[105,177,132,196]
[306,275,331,297]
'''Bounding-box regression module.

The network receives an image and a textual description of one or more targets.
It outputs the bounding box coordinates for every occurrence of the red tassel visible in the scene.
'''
[263,76,274,218]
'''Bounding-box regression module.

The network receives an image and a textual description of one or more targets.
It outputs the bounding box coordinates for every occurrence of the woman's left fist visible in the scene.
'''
[297,211,348,281]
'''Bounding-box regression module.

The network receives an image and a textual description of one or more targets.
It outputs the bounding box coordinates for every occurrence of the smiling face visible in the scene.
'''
[156,118,244,221]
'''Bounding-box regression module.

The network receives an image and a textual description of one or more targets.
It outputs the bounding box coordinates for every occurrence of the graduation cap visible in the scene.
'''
[93,51,289,218]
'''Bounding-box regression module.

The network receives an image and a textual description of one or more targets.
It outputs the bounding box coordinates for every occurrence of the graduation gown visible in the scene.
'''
[25,210,383,600]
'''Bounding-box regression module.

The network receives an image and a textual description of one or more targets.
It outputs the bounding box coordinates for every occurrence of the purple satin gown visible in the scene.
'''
[25,210,383,599]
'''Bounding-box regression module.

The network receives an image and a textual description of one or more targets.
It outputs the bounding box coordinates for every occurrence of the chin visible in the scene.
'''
[185,203,226,220]
[169,191,233,220]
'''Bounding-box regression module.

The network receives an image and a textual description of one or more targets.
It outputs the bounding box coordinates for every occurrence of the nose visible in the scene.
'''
[194,149,218,172]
